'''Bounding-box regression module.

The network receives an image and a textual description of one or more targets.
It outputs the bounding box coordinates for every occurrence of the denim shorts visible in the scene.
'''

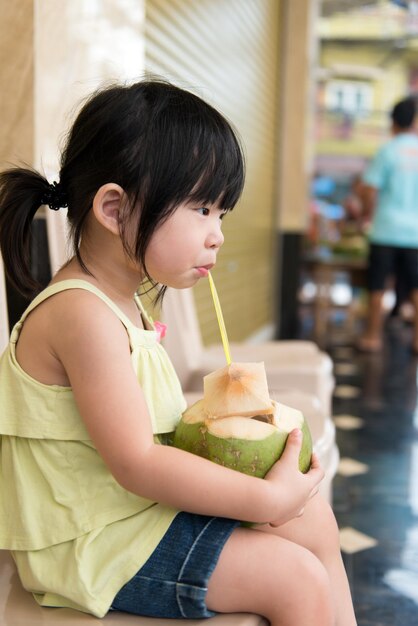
[111,512,240,619]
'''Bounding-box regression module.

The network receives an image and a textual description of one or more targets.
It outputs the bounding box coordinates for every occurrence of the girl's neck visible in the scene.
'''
[53,256,146,329]
[51,215,148,326]
[53,243,143,303]
[57,260,139,296]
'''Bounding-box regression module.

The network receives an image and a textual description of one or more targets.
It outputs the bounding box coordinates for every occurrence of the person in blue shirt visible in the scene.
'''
[358,97,418,353]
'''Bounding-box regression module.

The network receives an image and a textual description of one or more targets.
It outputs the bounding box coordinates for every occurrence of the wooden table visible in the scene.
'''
[302,248,368,344]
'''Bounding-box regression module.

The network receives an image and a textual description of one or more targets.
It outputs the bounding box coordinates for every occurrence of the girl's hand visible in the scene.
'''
[264,429,324,527]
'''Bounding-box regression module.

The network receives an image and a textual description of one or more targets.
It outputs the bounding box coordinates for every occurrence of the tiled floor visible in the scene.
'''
[327,319,418,625]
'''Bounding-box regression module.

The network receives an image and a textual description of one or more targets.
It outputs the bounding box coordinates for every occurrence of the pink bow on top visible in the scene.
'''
[153,321,167,342]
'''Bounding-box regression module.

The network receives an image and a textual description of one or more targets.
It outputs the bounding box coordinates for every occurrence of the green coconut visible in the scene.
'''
[172,399,209,458]
[205,416,284,477]
[205,401,312,476]
[173,400,312,476]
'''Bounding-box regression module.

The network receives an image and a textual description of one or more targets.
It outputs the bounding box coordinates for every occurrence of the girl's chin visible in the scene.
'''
[160,274,201,290]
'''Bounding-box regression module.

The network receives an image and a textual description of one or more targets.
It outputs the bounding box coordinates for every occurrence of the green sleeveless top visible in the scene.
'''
[0,280,187,616]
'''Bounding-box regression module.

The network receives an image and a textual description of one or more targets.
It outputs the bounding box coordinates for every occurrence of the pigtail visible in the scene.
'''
[0,167,48,296]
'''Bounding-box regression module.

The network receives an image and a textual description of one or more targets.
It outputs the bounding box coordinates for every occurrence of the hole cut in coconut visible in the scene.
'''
[251,414,275,425]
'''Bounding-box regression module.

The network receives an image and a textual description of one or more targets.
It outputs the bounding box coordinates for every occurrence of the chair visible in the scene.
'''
[0,253,9,354]
[162,288,335,416]
[0,549,266,626]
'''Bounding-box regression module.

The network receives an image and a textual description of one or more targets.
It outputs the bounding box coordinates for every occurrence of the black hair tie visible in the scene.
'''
[41,181,69,211]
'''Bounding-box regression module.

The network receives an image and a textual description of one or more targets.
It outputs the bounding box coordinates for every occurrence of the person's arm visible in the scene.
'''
[359,144,389,221]
[358,183,378,220]
[50,290,323,527]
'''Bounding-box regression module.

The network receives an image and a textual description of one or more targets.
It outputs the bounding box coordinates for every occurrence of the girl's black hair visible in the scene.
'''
[0,79,245,298]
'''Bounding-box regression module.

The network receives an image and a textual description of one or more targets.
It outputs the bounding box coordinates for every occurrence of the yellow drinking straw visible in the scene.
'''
[208,271,232,365]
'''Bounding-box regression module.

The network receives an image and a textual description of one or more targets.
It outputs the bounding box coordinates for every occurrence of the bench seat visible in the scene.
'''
[0,550,266,626]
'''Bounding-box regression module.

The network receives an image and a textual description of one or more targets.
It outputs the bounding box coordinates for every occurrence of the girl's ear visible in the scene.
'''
[92,183,126,235]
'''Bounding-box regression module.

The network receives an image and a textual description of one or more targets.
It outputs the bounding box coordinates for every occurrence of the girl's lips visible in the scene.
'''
[196,266,210,277]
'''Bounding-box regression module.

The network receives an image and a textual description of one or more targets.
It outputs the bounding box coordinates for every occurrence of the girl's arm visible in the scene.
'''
[51,291,323,526]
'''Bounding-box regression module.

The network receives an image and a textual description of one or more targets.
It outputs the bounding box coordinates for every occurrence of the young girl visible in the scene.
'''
[0,79,357,626]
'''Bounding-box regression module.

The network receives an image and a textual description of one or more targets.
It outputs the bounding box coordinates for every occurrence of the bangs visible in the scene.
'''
[184,129,245,210]
[138,91,246,215]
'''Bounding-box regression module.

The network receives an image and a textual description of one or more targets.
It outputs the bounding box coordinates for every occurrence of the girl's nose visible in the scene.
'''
[207,223,224,250]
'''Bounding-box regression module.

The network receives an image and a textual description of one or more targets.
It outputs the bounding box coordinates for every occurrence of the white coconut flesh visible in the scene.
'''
[182,400,304,432]
[271,401,304,434]
[206,415,278,440]
[205,403,304,440]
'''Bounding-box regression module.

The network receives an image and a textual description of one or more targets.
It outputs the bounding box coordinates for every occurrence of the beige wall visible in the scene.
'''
[33,0,146,270]
[34,0,146,184]
[146,0,282,344]
[277,0,319,233]
[0,1,34,170]
[0,0,146,270]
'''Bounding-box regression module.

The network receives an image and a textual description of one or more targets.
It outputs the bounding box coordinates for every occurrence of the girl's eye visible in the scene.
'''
[220,211,228,221]
[197,207,210,216]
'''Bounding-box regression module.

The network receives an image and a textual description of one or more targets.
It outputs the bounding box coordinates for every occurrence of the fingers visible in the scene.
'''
[280,428,303,463]
[270,506,305,526]
[269,520,281,528]
[309,452,321,469]
[306,453,325,485]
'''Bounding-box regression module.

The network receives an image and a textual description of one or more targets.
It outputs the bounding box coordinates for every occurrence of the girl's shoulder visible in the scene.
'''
[15,280,132,387]
[34,279,135,349]
[26,278,139,328]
